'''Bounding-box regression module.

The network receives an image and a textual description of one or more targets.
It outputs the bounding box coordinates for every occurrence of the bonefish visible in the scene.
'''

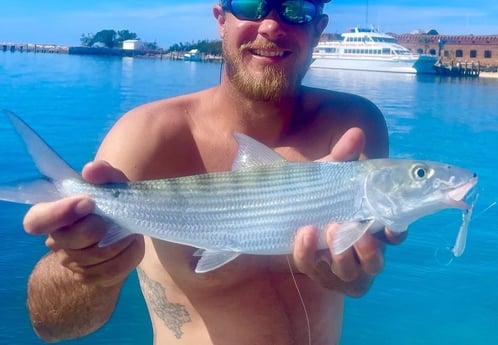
[0,110,478,273]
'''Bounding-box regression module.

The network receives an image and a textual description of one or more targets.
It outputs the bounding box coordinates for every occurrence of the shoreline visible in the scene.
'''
[479,71,498,79]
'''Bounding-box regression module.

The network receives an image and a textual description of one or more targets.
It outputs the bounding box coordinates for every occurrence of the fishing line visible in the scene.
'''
[219,59,224,83]
[286,255,311,345]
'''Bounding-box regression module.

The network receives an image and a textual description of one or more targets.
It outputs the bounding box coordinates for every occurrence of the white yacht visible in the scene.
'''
[311,27,438,74]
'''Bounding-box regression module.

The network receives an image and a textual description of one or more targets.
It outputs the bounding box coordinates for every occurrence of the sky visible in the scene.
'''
[0,0,497,48]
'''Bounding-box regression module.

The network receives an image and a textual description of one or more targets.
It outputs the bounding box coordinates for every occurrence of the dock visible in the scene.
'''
[1,41,222,62]
[1,42,69,54]
[434,61,481,77]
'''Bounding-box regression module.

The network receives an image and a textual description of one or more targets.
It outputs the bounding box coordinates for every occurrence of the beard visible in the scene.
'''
[222,40,297,102]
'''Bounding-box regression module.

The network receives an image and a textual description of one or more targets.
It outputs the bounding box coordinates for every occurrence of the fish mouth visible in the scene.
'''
[446,176,478,209]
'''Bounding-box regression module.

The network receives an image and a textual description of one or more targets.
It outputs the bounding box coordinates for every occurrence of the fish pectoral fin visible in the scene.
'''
[193,249,241,273]
[98,222,134,247]
[332,220,376,255]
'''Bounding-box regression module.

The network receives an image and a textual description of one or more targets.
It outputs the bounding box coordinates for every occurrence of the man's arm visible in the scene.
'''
[24,162,145,342]
[27,252,121,342]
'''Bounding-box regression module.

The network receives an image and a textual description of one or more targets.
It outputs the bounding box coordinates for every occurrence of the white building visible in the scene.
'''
[122,39,145,50]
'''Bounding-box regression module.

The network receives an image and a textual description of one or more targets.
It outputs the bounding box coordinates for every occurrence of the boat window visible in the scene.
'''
[395,50,410,55]
[371,37,397,43]
[382,48,390,55]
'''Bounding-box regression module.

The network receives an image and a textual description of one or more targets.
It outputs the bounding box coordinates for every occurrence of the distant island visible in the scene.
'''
[1,27,497,75]
[76,29,221,59]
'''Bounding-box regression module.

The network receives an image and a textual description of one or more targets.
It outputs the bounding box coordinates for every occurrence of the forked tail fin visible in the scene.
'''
[0,110,80,204]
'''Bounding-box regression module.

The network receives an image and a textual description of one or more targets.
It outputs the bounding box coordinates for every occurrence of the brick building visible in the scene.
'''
[393,33,498,71]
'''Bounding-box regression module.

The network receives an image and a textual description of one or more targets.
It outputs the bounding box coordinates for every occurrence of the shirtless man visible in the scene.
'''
[24,1,403,344]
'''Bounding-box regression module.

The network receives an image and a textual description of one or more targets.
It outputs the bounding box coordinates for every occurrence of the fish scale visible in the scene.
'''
[56,162,366,255]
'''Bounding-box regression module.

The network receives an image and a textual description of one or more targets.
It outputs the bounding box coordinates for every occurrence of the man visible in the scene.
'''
[24,1,403,344]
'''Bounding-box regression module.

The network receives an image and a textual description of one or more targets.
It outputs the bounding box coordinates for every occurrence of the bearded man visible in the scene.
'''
[24,1,402,344]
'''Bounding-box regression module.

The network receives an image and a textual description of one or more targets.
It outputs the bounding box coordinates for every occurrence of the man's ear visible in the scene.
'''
[312,14,329,47]
[213,4,227,38]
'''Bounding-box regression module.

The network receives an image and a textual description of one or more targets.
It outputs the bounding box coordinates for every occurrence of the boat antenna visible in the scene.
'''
[365,0,369,27]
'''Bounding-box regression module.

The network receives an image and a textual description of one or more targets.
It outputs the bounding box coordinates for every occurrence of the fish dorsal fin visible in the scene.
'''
[231,132,286,171]
[193,249,241,273]
[3,110,80,181]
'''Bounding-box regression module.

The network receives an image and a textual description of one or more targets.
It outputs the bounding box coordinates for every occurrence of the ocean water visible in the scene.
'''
[0,52,497,345]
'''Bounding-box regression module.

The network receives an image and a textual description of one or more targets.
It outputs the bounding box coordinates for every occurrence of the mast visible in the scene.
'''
[365,0,369,27]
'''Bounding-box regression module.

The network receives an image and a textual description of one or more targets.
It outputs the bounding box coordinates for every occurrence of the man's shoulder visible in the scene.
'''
[108,87,218,142]
[304,86,377,111]
[96,89,217,179]
[301,86,384,129]
[300,86,388,158]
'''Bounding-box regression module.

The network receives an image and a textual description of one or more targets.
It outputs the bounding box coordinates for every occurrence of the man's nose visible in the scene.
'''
[257,10,287,40]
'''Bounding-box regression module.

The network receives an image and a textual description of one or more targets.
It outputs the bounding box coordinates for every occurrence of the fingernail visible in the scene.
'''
[75,198,94,217]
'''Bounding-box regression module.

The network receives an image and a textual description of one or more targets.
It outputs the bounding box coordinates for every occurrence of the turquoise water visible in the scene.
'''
[1,52,497,344]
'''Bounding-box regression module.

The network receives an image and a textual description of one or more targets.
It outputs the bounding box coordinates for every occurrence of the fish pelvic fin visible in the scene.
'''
[0,110,80,204]
[332,219,377,255]
[231,132,286,171]
[193,249,241,273]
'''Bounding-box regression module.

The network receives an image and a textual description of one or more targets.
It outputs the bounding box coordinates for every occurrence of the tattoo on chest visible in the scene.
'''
[137,267,192,339]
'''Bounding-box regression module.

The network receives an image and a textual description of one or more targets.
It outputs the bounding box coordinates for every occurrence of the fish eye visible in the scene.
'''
[411,164,429,180]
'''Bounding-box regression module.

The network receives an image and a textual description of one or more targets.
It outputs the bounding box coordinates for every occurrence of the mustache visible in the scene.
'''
[240,39,293,52]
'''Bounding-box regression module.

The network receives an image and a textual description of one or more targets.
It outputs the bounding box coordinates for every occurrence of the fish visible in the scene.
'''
[0,110,478,273]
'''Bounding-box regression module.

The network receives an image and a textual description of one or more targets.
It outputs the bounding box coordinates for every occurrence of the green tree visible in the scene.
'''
[167,39,222,55]
[93,29,118,48]
[116,30,139,46]
[144,41,159,51]
[79,29,141,48]
[80,33,93,47]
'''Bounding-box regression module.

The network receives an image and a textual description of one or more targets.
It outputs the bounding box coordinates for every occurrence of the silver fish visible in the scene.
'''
[0,111,478,273]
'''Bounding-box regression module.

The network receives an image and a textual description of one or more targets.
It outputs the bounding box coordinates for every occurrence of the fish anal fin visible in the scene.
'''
[332,220,376,255]
[98,222,134,247]
[193,249,241,273]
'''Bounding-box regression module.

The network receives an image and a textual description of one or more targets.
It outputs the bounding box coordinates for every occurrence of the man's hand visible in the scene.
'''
[292,128,406,296]
[24,161,145,287]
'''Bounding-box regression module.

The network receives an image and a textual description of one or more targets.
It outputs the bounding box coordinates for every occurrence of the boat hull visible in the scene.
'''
[310,54,438,74]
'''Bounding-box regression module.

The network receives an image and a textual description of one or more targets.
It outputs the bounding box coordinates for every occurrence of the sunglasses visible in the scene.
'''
[221,0,324,25]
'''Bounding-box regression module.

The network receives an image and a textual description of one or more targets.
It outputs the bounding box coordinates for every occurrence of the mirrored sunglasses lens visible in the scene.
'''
[230,0,269,20]
[281,0,317,23]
